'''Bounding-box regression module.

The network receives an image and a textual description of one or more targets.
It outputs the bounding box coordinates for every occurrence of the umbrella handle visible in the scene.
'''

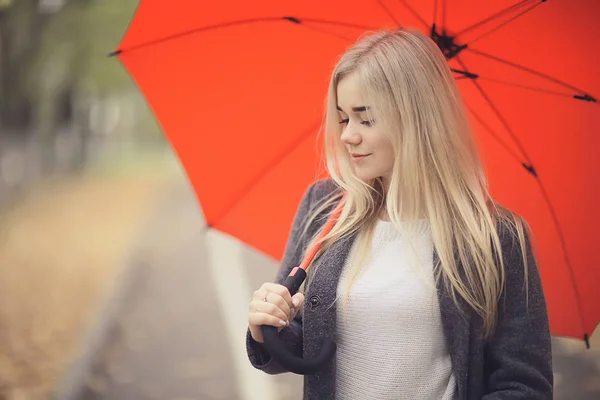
[261,193,346,374]
[260,267,336,375]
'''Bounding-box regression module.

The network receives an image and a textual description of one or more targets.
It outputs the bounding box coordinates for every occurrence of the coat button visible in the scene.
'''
[309,295,321,308]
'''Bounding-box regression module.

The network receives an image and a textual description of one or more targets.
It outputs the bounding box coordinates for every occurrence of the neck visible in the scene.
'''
[378,207,391,221]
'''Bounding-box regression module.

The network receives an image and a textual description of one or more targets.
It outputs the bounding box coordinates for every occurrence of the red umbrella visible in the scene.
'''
[112,0,600,346]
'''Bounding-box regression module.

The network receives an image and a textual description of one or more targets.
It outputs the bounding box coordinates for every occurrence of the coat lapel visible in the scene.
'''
[303,231,357,399]
[434,250,471,400]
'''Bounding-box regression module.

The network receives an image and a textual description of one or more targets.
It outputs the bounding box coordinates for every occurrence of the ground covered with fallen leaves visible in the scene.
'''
[0,157,172,399]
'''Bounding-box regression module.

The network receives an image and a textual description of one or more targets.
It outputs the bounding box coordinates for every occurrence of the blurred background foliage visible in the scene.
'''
[0,0,163,198]
[0,1,175,398]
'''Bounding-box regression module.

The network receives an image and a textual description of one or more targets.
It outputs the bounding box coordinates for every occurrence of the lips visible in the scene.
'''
[350,153,371,162]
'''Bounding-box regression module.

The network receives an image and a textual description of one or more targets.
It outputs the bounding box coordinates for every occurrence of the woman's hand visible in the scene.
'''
[248,282,304,343]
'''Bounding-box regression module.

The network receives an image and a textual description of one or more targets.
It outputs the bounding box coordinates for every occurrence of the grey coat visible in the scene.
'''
[246,180,553,399]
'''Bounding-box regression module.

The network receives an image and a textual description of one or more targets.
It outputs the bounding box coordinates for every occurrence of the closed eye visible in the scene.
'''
[339,119,375,126]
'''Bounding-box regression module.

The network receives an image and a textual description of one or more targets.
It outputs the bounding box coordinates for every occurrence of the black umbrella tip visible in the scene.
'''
[283,16,301,24]
[107,49,123,57]
[584,333,590,349]
[521,163,538,177]
[574,94,596,103]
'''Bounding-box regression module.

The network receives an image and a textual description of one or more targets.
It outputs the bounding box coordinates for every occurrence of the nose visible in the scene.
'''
[340,126,362,147]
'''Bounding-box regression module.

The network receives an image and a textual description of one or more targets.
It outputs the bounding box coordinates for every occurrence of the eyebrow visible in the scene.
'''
[336,105,370,113]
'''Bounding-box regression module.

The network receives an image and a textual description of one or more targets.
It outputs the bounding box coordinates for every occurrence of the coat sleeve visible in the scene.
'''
[483,218,554,399]
[245,182,317,374]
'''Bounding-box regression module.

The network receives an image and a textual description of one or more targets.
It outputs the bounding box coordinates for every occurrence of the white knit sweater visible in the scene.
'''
[335,219,457,400]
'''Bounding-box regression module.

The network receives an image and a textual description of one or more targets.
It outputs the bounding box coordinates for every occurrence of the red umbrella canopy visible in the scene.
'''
[114,1,600,343]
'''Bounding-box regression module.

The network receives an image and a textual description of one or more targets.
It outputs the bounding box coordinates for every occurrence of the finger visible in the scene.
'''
[266,292,292,320]
[252,288,269,302]
[261,283,294,308]
[252,290,291,320]
[290,293,305,319]
[249,311,288,329]
[251,299,288,323]
[291,293,304,308]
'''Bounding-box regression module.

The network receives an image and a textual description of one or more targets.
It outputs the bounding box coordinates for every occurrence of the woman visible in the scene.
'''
[246,27,553,399]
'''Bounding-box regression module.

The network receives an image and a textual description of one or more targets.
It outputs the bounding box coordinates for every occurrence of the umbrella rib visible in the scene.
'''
[465,48,595,98]
[454,0,534,37]
[456,57,532,165]
[464,1,545,46]
[463,103,524,165]
[396,0,429,29]
[113,17,280,55]
[208,121,322,228]
[467,76,580,100]
[442,0,447,30]
[376,0,401,26]
[298,24,355,42]
[112,18,379,56]
[458,58,587,340]
[301,18,381,32]
[299,19,380,42]
[534,177,588,342]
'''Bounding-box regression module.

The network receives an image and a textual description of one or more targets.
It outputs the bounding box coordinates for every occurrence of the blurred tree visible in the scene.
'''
[0,0,160,169]
[0,0,52,131]
[27,0,138,167]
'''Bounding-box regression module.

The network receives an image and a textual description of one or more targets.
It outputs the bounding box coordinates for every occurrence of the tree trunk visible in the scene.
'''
[0,11,30,130]
[0,0,52,132]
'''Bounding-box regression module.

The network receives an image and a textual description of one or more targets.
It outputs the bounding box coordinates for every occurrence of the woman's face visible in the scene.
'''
[336,72,395,187]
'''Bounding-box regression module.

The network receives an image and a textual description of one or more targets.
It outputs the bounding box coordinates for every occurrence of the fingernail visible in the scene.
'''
[293,298,300,307]
[279,320,286,326]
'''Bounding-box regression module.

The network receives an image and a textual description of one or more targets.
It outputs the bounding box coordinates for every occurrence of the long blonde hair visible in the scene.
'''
[303,27,532,338]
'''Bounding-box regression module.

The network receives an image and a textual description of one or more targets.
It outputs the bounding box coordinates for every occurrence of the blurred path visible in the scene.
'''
[58,175,600,400]
[0,155,173,399]
[552,335,600,399]
[61,178,301,400]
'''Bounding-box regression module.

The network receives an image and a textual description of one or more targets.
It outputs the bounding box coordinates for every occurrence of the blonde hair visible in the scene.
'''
[303,27,531,338]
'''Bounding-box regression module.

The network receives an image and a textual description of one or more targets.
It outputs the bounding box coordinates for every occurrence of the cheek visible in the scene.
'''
[384,146,395,169]
[376,137,394,169]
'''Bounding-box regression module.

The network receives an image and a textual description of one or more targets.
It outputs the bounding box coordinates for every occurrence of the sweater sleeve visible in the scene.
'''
[482,217,554,399]
[245,182,316,374]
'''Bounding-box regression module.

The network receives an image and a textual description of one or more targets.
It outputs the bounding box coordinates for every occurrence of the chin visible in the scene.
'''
[354,170,378,182]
